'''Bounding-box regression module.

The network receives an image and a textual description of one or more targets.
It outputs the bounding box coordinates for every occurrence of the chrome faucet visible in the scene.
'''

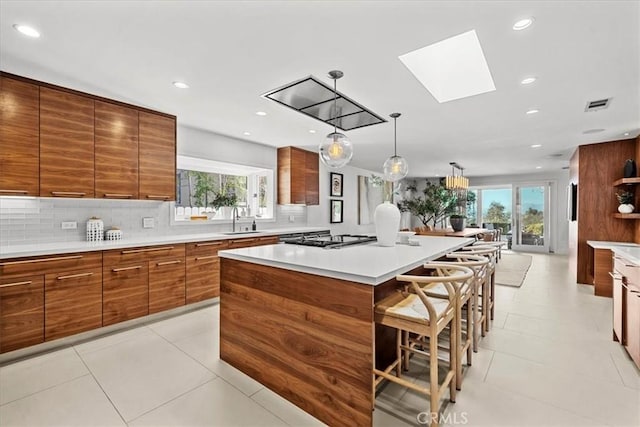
[232,206,240,232]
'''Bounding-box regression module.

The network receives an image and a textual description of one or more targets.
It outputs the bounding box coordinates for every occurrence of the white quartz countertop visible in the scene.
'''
[0,227,329,259]
[611,246,640,266]
[587,240,640,250]
[218,235,475,286]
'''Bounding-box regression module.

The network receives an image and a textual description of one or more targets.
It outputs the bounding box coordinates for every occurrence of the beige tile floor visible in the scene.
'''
[1,253,639,426]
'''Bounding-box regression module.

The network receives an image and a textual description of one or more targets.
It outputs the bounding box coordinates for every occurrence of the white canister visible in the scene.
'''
[105,227,123,241]
[374,201,401,247]
[86,217,104,242]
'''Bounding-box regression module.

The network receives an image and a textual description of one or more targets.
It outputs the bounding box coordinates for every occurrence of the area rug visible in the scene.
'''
[494,253,532,287]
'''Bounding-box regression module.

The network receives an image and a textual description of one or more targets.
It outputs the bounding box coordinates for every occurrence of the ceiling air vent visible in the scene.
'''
[585,98,611,112]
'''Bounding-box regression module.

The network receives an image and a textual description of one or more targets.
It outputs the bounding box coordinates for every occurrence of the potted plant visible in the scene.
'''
[449,214,466,232]
[616,190,635,214]
[397,181,457,232]
[211,191,238,218]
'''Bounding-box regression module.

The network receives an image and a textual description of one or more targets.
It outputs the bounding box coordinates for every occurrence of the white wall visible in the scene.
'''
[307,162,386,235]
[468,170,570,254]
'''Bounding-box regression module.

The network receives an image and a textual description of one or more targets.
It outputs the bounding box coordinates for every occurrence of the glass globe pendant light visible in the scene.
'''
[319,70,353,169]
[382,113,408,182]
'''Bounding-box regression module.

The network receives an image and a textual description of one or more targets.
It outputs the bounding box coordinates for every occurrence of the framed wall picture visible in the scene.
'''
[330,199,343,223]
[330,172,343,197]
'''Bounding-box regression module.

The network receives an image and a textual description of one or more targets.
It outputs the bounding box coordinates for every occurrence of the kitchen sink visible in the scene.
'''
[222,231,260,235]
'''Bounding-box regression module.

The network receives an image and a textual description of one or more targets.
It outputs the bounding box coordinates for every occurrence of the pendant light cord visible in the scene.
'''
[393,116,397,157]
[333,78,337,134]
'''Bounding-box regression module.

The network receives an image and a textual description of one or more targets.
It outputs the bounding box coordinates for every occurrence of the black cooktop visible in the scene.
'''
[281,234,376,249]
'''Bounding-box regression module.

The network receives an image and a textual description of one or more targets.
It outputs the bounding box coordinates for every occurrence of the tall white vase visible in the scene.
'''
[374,201,401,247]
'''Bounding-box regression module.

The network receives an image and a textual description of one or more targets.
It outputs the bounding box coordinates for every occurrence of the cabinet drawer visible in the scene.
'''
[0,274,44,353]
[149,258,185,314]
[103,263,149,326]
[227,236,278,249]
[186,255,220,303]
[45,267,102,341]
[186,240,229,257]
[614,256,640,288]
[103,244,185,266]
[256,236,279,246]
[0,252,102,278]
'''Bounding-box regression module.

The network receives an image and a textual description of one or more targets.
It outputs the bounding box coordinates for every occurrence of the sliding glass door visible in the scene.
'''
[511,183,549,252]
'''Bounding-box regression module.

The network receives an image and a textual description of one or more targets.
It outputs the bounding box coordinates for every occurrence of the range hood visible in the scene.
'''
[262,75,386,131]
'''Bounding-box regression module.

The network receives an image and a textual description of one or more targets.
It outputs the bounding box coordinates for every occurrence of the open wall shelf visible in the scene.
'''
[613,177,640,186]
[613,213,640,219]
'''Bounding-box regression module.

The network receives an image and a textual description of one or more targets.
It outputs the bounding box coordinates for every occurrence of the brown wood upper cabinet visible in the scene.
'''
[277,146,319,205]
[139,111,176,201]
[95,101,139,199]
[0,77,40,196]
[40,87,95,198]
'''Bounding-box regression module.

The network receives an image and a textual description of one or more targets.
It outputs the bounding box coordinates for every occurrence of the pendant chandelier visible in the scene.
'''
[382,113,409,182]
[319,70,353,169]
[445,162,469,190]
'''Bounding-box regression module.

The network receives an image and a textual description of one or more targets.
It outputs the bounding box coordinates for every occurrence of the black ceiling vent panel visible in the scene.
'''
[262,75,386,131]
[585,98,611,112]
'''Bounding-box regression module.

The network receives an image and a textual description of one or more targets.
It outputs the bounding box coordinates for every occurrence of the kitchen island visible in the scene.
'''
[218,235,474,427]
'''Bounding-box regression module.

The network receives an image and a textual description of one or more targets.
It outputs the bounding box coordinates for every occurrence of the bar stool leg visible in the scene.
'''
[429,333,441,427]
[466,296,473,366]
[396,329,402,377]
[403,330,410,371]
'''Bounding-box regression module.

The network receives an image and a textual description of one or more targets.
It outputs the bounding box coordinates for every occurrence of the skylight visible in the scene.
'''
[398,30,496,103]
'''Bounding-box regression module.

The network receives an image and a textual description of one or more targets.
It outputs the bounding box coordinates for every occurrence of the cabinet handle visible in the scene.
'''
[0,189,29,194]
[112,265,142,272]
[156,260,182,266]
[258,237,275,241]
[121,246,174,254]
[51,191,86,197]
[0,255,83,266]
[231,239,256,244]
[104,193,133,199]
[195,242,224,247]
[0,280,32,289]
[146,195,170,200]
[609,272,623,280]
[195,255,218,261]
[57,272,93,280]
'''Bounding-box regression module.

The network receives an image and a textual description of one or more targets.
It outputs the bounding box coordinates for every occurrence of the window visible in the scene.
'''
[174,156,274,221]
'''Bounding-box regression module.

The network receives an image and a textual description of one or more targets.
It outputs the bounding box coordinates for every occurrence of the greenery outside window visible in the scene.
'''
[174,156,274,221]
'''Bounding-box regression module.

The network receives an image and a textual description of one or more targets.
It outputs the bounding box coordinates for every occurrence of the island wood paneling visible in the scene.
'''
[220,258,374,427]
[40,87,95,197]
[571,139,636,284]
[0,77,40,196]
[139,111,176,201]
[94,101,139,199]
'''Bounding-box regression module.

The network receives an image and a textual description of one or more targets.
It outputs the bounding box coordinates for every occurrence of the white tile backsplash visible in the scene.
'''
[0,198,309,247]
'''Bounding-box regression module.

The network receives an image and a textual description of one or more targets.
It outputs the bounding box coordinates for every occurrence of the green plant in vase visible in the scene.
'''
[616,190,635,214]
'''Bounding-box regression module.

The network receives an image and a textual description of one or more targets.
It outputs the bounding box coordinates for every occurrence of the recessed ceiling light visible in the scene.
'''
[256,111,267,116]
[513,18,534,31]
[13,24,40,38]
[309,130,316,134]
[526,109,539,115]
[521,77,537,85]
[531,144,542,148]
[243,131,251,136]
[172,81,189,89]
[535,166,542,169]
[624,132,630,136]
[583,128,605,134]
[399,29,496,103]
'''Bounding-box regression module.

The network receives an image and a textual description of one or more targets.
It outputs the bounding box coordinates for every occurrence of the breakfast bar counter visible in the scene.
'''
[218,235,473,427]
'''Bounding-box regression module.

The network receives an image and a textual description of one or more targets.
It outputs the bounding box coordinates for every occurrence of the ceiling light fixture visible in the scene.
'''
[521,77,537,85]
[624,132,630,136]
[513,18,534,31]
[382,113,408,182]
[256,111,267,116]
[172,81,189,89]
[531,144,542,148]
[318,70,353,169]
[243,131,251,136]
[536,166,542,169]
[445,162,469,190]
[13,24,40,38]
[309,130,316,134]
[526,109,539,115]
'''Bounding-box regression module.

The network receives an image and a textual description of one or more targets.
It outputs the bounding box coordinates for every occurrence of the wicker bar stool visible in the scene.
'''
[459,245,499,332]
[373,264,474,427]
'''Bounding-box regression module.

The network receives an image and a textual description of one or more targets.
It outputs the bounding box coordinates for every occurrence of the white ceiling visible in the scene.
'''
[1,0,638,178]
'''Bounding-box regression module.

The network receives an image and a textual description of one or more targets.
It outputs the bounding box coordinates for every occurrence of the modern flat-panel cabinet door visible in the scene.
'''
[103,263,149,326]
[149,258,185,314]
[304,150,319,205]
[186,256,220,303]
[44,267,102,341]
[139,111,176,201]
[613,275,624,343]
[0,275,44,353]
[626,288,640,367]
[39,87,95,198]
[94,101,139,199]
[0,77,40,196]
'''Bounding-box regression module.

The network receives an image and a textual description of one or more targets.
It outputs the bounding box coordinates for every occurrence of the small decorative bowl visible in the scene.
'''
[398,231,416,243]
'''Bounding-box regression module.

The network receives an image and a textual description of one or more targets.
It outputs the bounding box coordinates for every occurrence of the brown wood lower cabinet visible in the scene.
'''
[626,288,640,367]
[149,258,185,314]
[103,263,149,326]
[45,267,102,341]
[0,275,44,353]
[186,240,228,303]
